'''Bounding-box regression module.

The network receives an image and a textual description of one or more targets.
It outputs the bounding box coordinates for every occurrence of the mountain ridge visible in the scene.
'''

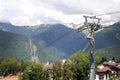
[0,22,120,62]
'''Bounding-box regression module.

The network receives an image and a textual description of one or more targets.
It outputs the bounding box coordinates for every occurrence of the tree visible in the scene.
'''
[63,59,76,80]
[21,62,42,80]
[70,51,90,80]
[112,57,115,61]
[41,68,51,80]
[53,61,62,80]
[52,51,96,80]
[0,58,21,76]
[99,56,108,64]
[20,60,31,72]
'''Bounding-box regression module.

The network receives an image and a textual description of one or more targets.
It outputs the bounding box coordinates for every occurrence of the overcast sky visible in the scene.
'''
[0,0,120,26]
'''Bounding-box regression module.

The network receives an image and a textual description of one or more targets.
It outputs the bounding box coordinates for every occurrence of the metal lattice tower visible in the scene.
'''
[77,16,102,80]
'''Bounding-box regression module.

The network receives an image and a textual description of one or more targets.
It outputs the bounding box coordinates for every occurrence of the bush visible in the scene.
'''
[21,62,42,80]
[0,58,21,76]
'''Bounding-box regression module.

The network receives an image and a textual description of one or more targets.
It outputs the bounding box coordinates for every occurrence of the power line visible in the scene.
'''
[20,19,115,61]
[35,23,83,52]
[21,28,75,60]
[83,42,89,52]
[101,19,118,23]
[40,30,74,50]
[19,10,120,61]
[95,11,120,16]
[20,23,84,61]
[20,23,85,61]
[22,34,87,61]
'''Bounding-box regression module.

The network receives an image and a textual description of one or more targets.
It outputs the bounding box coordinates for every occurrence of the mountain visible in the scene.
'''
[95,44,120,61]
[0,22,120,62]
[94,22,120,61]
[0,29,66,62]
[0,22,88,57]
[0,22,53,37]
[0,29,31,61]
[95,22,120,49]
[32,24,87,56]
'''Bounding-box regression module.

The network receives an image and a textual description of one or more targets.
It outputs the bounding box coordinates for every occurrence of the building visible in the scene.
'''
[96,61,120,80]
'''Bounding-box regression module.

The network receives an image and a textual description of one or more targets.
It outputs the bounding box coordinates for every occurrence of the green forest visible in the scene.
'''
[95,44,120,62]
[0,51,93,80]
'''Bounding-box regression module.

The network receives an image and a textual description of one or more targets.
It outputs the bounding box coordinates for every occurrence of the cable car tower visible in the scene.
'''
[77,16,102,80]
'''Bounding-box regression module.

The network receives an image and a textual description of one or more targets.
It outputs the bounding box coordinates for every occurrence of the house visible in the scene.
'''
[96,61,120,80]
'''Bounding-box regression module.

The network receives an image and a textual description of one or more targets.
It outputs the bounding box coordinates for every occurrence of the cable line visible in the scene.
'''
[20,10,120,61]
[95,11,120,16]
[20,27,76,60]
[20,19,117,60]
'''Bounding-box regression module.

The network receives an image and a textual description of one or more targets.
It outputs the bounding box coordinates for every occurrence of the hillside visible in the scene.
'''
[35,40,66,62]
[0,29,67,62]
[0,22,88,57]
[95,44,120,61]
[32,24,87,56]
[0,22,120,62]
[95,22,120,49]
[0,30,30,61]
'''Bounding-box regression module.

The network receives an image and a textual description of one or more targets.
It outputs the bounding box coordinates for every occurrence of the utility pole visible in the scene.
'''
[77,16,101,80]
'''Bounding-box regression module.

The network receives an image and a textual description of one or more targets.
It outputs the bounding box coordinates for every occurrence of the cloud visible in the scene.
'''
[0,0,120,26]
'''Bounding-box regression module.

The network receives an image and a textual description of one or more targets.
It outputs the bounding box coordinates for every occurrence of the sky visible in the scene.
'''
[0,0,120,26]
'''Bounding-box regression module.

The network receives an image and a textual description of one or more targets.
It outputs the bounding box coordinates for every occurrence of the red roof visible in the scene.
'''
[103,61,117,66]
[97,61,120,73]
[115,65,120,70]
[97,66,111,73]
[2,74,20,80]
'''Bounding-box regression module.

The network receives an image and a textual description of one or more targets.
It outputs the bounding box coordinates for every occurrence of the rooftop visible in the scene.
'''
[2,74,20,80]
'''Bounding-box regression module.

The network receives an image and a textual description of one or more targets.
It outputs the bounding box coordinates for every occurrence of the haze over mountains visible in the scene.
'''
[0,22,120,62]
